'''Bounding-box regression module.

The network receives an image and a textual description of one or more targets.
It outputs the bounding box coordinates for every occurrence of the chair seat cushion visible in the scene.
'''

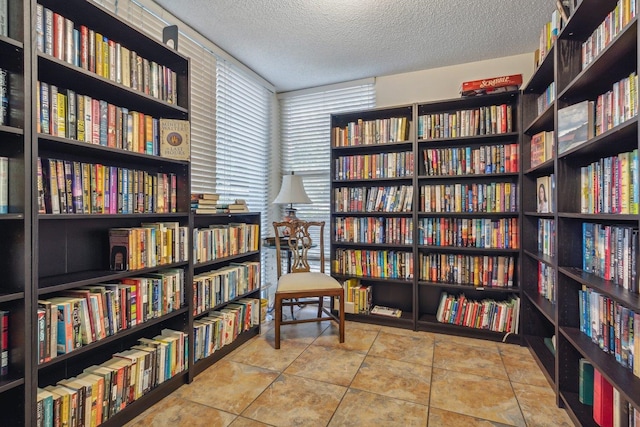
[277,272,342,293]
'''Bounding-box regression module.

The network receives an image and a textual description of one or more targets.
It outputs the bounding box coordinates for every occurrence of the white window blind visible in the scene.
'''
[89,0,217,193]
[216,58,273,234]
[279,81,376,262]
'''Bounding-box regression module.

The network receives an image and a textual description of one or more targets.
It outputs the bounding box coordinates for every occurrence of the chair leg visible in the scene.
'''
[317,296,323,318]
[290,298,295,320]
[275,293,282,349]
[339,294,345,343]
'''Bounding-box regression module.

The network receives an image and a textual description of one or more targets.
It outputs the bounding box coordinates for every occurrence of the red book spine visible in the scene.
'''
[1,311,8,376]
[80,25,89,70]
[91,99,100,145]
[593,369,614,427]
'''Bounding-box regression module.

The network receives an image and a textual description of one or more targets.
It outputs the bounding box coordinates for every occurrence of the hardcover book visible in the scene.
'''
[160,119,190,161]
[536,176,551,213]
[460,74,523,97]
[557,100,595,154]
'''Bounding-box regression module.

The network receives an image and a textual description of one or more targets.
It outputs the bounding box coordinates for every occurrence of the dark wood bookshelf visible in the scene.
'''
[559,391,600,427]
[559,267,640,312]
[418,281,519,293]
[523,249,555,266]
[417,131,518,145]
[417,172,519,181]
[191,327,260,377]
[524,102,554,135]
[416,246,519,254]
[524,290,556,325]
[523,334,555,385]
[347,312,414,329]
[193,250,261,270]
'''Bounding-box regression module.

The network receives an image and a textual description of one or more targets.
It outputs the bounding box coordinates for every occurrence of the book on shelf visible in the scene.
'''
[557,100,595,154]
[593,369,614,427]
[544,335,556,356]
[530,131,554,168]
[159,118,190,161]
[536,175,551,213]
[0,310,7,377]
[0,68,7,126]
[579,358,594,405]
[370,305,402,318]
[460,74,522,97]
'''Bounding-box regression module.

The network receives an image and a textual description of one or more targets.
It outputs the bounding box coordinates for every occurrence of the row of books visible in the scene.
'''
[334,151,414,180]
[583,222,638,292]
[192,262,261,316]
[332,249,414,280]
[580,150,639,215]
[594,72,638,136]
[422,143,519,177]
[0,68,7,126]
[333,216,414,245]
[38,157,178,215]
[333,185,413,213]
[35,4,178,104]
[37,81,170,156]
[340,278,372,315]
[0,310,7,378]
[108,223,189,271]
[581,0,638,70]
[578,286,638,376]
[538,218,556,257]
[193,298,260,363]
[530,130,554,168]
[418,217,518,249]
[420,253,515,288]
[435,292,520,334]
[417,103,514,140]
[536,8,563,67]
[538,261,556,303]
[420,182,519,213]
[36,269,185,363]
[0,156,7,214]
[536,82,556,116]
[36,329,187,427]
[332,116,411,147]
[193,222,260,264]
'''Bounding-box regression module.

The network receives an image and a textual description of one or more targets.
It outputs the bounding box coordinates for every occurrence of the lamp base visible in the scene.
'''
[283,206,298,222]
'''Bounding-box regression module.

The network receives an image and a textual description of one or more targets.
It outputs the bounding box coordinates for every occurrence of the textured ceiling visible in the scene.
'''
[152,0,554,92]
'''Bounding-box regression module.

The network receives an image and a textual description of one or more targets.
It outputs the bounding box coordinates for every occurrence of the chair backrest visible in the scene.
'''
[272,220,325,278]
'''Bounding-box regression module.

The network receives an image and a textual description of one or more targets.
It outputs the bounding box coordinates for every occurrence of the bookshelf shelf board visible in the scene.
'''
[523,249,555,266]
[523,335,556,387]
[37,307,189,370]
[0,125,24,137]
[193,250,261,270]
[417,313,520,343]
[332,241,413,250]
[417,211,519,218]
[330,274,414,286]
[559,391,600,427]
[418,281,518,293]
[0,214,24,221]
[418,172,519,181]
[523,211,555,219]
[523,158,554,176]
[559,267,640,311]
[0,377,25,394]
[560,0,626,41]
[523,103,554,135]
[417,246,519,254]
[0,291,25,303]
[418,91,519,112]
[0,35,23,51]
[557,117,638,160]
[38,212,189,221]
[332,176,413,184]
[559,20,637,102]
[194,289,261,318]
[346,312,414,329]
[332,140,413,152]
[37,264,189,295]
[37,54,189,118]
[191,326,260,377]
[523,290,556,324]
[560,326,640,408]
[524,45,555,94]
[417,132,519,146]
[38,134,191,167]
[331,211,413,218]
[100,371,188,427]
[557,212,639,222]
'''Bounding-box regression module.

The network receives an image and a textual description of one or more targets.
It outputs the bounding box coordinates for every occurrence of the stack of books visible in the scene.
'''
[191,193,220,214]
[228,199,249,213]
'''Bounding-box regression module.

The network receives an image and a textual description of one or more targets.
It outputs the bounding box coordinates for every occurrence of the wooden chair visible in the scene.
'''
[272,220,345,349]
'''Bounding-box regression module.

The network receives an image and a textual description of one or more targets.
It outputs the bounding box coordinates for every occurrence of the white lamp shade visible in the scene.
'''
[273,173,312,204]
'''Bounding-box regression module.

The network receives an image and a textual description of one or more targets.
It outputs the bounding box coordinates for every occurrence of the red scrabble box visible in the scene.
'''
[461,74,523,97]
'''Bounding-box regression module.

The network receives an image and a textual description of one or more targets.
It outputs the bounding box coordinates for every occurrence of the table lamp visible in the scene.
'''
[273,171,312,221]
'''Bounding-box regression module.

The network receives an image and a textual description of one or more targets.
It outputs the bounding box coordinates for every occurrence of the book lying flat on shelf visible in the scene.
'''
[370,305,402,318]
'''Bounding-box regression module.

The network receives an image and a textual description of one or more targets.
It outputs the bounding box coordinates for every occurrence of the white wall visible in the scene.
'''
[375,52,535,107]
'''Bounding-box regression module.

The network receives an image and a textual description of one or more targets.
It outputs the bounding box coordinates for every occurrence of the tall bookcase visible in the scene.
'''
[330,94,522,341]
[0,0,31,424]
[30,0,191,425]
[521,0,640,425]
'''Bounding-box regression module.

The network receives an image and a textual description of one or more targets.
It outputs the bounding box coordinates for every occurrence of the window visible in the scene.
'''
[278,80,376,264]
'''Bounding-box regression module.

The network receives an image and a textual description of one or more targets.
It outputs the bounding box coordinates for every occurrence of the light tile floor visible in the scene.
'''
[126,308,573,427]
